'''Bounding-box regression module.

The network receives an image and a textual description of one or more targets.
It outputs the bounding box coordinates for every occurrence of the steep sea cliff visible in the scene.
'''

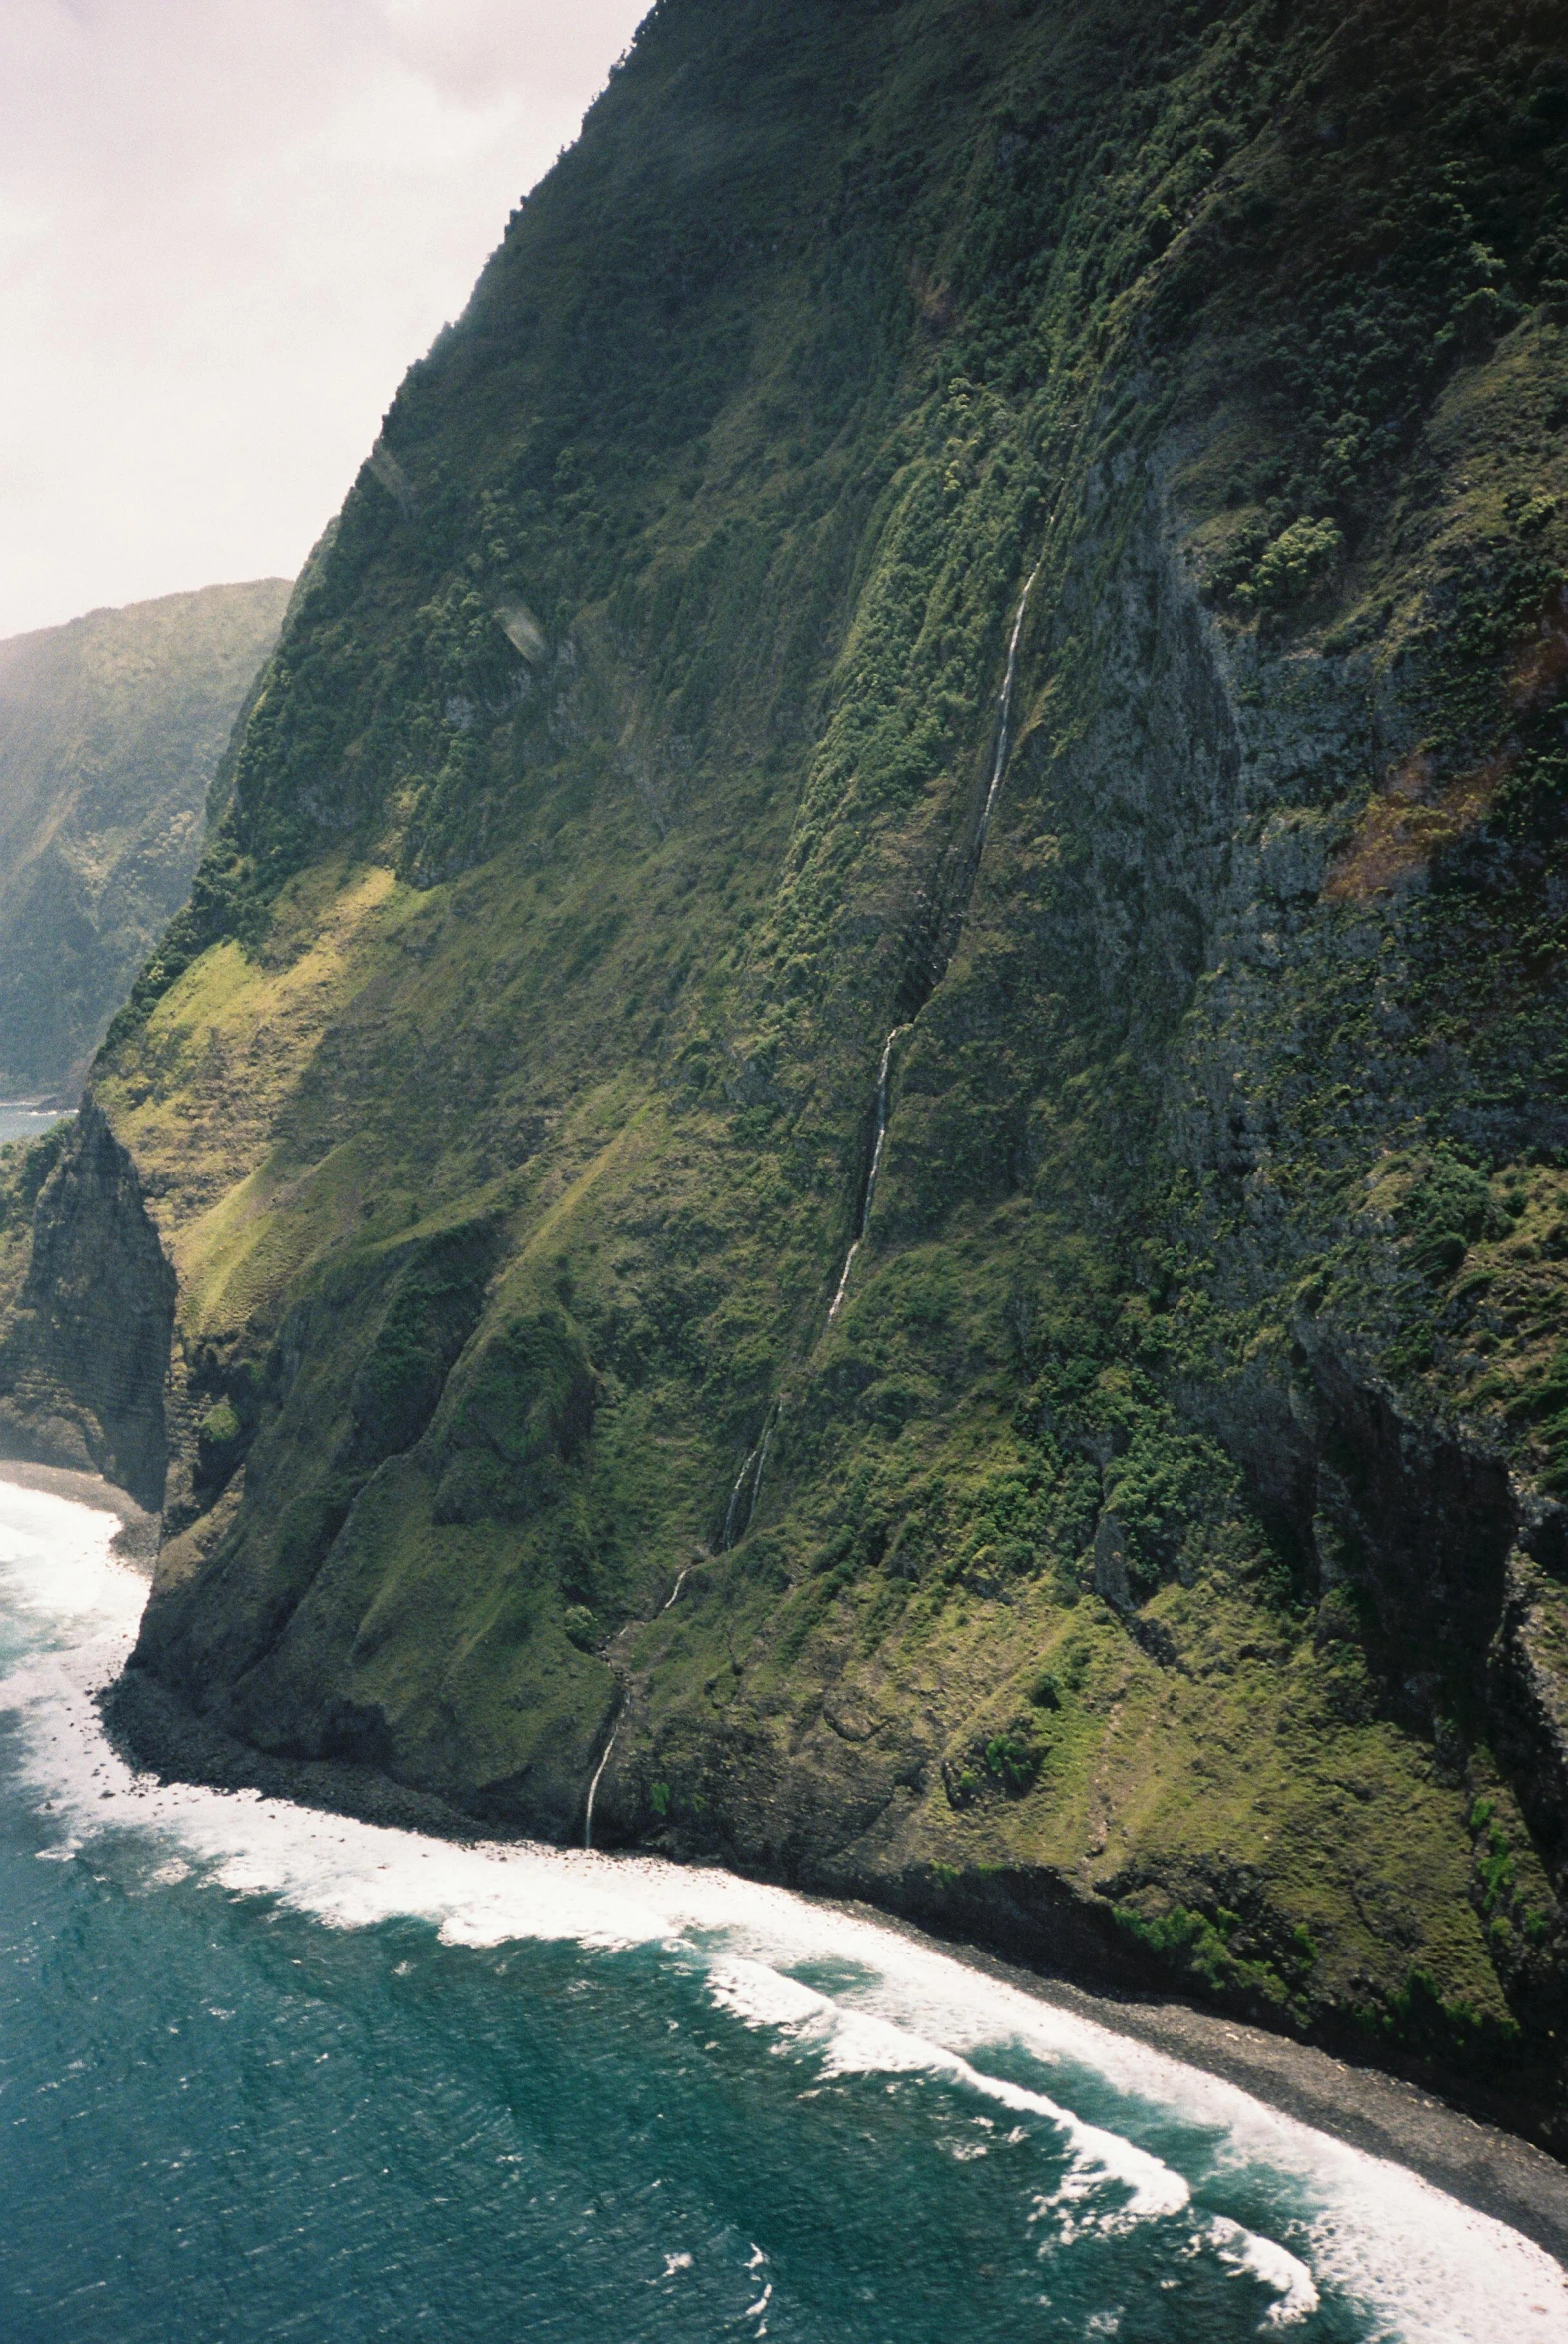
[3,0,1568,2145]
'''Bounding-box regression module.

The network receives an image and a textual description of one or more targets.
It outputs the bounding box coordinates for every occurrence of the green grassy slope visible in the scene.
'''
[0,581,291,1096]
[23,0,1568,2133]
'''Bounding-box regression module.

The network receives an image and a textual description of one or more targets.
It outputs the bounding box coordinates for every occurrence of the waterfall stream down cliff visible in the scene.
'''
[583,1720,620,1850]
[823,562,1041,1333]
[721,1401,781,1552]
[977,562,1041,849]
[827,1020,912,1324]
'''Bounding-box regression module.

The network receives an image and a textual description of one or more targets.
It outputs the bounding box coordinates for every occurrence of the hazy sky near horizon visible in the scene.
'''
[0,0,649,640]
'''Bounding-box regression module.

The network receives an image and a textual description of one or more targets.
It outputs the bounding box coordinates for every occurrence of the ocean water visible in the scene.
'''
[1,1483,1566,2344]
[0,1106,67,1147]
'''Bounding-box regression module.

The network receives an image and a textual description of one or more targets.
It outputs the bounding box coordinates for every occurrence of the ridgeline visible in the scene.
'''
[0,582,290,1099]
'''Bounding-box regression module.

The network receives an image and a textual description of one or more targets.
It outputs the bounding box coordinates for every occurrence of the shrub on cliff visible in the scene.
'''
[1248,517,1344,609]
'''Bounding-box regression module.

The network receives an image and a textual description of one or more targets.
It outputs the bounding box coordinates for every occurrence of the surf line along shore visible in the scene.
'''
[6,1461,1565,2274]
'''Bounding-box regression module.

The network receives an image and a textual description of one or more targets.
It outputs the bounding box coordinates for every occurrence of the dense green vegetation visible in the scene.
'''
[6,0,1568,2140]
[0,581,290,1096]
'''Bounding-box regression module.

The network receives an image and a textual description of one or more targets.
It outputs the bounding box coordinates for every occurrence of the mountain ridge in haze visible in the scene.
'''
[0,580,291,1098]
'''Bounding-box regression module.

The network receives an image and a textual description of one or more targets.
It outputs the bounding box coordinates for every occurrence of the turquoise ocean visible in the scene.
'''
[1,1479,1565,2343]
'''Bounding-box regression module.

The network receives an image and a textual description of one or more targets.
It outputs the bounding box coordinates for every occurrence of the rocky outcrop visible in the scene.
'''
[0,1103,174,1510]
[1490,1543,1568,1859]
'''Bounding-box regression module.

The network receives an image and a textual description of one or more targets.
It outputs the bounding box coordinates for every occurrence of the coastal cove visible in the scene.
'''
[4,1469,1567,2342]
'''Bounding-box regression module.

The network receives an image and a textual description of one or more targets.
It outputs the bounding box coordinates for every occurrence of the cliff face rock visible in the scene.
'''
[0,580,289,1098]
[11,0,1568,2138]
[0,1102,174,1509]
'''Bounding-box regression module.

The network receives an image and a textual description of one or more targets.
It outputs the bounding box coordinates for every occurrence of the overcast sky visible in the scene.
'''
[0,0,650,640]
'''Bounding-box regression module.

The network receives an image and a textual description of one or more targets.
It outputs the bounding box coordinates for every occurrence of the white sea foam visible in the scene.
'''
[4,1477,1568,2343]
[705,1957,1188,2223]
[1209,2214,1320,2327]
[0,1479,141,1623]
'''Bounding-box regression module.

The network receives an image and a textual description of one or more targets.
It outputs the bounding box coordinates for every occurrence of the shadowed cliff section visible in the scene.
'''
[0,1105,174,1510]
[13,0,1568,2144]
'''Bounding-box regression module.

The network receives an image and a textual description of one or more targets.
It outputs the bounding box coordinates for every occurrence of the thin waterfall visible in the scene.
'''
[720,1395,782,1551]
[723,1447,761,1549]
[825,562,1041,1329]
[746,1401,780,1535]
[827,1021,910,1323]
[583,1721,619,1850]
[977,561,1041,849]
[660,1566,690,1613]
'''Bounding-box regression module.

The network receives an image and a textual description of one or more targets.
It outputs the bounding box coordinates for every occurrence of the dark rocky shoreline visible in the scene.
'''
[102,1615,1568,2270]
[9,1455,1568,2265]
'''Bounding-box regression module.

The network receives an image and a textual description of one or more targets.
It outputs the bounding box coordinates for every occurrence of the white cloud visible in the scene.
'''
[0,0,650,637]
